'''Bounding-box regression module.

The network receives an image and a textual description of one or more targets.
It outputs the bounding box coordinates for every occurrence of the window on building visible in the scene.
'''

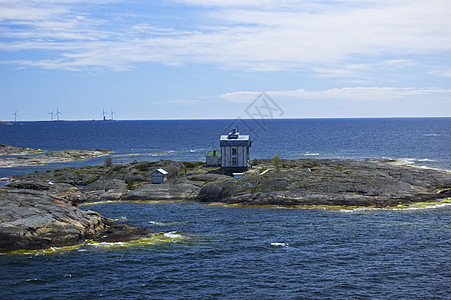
[232,157,237,166]
[232,148,237,155]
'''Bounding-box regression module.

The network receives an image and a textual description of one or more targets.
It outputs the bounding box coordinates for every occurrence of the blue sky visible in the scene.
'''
[1,0,450,121]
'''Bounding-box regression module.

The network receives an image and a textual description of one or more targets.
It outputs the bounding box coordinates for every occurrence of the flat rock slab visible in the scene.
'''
[0,144,41,156]
[0,148,111,167]
[124,183,199,201]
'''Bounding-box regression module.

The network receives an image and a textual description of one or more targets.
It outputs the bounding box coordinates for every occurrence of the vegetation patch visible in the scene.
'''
[1,242,85,256]
[1,232,184,255]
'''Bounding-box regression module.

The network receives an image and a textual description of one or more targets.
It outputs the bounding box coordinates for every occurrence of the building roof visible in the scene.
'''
[220,130,251,147]
[153,168,168,175]
[206,151,222,157]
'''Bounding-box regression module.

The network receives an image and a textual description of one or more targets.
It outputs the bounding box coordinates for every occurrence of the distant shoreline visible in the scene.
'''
[1,117,450,123]
[0,144,111,168]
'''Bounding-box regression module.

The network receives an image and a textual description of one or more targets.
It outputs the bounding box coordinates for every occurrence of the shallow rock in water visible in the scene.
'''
[93,223,153,243]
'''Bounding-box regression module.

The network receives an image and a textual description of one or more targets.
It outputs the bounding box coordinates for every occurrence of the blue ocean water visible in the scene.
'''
[1,118,450,299]
[1,118,450,177]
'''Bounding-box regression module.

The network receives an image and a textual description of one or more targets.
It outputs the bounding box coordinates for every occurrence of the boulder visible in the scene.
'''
[197,182,223,202]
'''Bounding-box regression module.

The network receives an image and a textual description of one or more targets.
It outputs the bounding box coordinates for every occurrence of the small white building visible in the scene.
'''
[206,149,221,167]
[151,168,168,184]
[220,129,251,170]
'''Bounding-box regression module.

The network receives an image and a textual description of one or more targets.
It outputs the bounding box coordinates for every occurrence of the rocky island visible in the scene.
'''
[1,153,450,253]
[0,144,111,167]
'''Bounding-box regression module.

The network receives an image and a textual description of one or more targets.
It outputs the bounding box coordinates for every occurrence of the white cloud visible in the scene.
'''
[0,0,451,72]
[429,68,451,78]
[221,87,451,103]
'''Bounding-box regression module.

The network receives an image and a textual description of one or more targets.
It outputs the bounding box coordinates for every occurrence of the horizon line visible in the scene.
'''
[2,116,451,123]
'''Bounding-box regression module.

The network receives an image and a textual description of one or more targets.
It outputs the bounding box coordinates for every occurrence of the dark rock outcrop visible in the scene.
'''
[0,189,106,252]
[0,188,157,252]
[124,183,199,201]
[196,159,451,207]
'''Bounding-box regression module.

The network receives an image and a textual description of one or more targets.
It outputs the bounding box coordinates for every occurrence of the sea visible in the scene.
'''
[0,118,450,299]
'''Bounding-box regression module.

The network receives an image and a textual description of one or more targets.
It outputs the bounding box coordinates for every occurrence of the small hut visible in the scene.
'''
[206,149,221,167]
[151,168,168,184]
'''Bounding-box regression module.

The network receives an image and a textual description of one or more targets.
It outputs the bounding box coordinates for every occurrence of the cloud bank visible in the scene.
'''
[221,87,451,103]
[1,0,451,73]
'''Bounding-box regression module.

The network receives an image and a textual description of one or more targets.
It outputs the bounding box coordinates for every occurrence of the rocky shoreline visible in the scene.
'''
[1,156,450,253]
[0,144,111,167]
[0,144,42,156]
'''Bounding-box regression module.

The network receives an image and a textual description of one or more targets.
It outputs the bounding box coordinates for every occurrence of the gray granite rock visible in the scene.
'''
[124,183,199,201]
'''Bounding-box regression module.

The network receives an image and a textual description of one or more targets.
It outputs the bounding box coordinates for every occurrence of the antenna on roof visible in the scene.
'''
[55,108,62,121]
[48,110,54,121]
[110,110,116,121]
[13,111,18,122]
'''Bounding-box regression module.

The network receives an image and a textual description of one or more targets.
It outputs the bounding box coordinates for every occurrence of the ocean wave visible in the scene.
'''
[393,158,436,166]
[149,150,176,156]
[149,220,185,226]
[304,152,320,156]
[112,153,140,157]
[270,242,289,247]
[164,231,184,239]
[338,201,451,212]
[148,149,205,157]
[89,242,126,248]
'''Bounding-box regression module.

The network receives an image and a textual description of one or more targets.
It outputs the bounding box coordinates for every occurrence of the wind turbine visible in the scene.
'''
[55,108,62,121]
[48,110,54,121]
[101,108,107,121]
[13,111,18,122]
[110,110,116,121]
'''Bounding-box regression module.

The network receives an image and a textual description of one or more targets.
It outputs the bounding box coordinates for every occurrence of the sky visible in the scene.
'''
[1,0,451,121]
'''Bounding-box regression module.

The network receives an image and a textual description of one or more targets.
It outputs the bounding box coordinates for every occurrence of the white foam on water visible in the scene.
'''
[149,220,166,226]
[270,242,289,247]
[338,202,451,213]
[149,220,184,226]
[164,231,183,239]
[304,152,320,156]
[89,242,126,248]
[389,202,451,211]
